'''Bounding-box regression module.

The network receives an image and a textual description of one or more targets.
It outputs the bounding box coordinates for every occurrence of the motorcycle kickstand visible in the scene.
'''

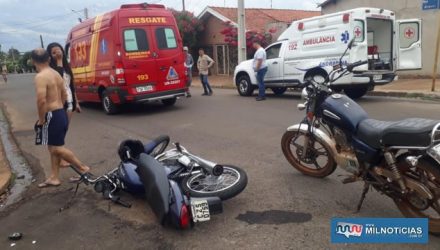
[59,182,81,212]
[355,182,370,213]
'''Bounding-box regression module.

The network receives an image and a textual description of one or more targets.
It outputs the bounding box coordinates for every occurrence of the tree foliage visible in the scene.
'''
[0,48,33,73]
[171,10,204,49]
[220,21,276,58]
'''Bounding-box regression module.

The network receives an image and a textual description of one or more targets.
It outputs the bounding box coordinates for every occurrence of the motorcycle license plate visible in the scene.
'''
[190,199,210,222]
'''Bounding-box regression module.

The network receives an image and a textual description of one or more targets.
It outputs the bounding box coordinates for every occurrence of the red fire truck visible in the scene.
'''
[66,3,187,114]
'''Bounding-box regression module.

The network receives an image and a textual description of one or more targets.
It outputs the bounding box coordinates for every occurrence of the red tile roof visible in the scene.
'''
[210,7,321,31]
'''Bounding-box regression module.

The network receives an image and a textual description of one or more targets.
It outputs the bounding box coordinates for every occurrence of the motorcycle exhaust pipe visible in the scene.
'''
[179,154,224,176]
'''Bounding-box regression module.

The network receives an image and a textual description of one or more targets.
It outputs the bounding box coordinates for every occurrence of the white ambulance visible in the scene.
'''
[234,7,421,98]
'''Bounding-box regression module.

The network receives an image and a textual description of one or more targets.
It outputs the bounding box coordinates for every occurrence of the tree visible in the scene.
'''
[220,21,276,58]
[171,10,204,49]
[19,51,33,72]
[8,48,20,61]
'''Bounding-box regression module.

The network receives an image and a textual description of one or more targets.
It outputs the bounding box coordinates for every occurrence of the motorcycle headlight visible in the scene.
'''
[301,88,309,100]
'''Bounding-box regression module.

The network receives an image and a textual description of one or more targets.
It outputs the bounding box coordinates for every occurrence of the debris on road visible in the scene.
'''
[8,232,22,241]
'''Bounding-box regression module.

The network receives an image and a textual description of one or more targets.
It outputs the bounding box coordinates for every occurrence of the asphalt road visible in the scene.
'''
[0,73,440,250]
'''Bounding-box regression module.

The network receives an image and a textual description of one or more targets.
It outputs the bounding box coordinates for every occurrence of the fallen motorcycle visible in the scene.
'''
[70,135,247,229]
[281,39,440,233]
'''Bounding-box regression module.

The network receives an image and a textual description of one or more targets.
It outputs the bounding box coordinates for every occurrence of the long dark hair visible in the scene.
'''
[46,42,74,79]
[46,42,77,108]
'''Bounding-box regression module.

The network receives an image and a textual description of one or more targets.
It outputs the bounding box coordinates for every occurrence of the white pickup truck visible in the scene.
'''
[234,7,422,99]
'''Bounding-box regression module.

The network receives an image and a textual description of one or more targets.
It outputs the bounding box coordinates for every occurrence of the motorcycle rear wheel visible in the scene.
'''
[393,157,440,234]
[281,130,336,178]
[181,165,247,200]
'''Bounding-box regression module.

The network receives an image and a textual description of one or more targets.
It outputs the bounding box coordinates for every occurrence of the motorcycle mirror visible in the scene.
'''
[347,38,355,49]
[339,38,355,66]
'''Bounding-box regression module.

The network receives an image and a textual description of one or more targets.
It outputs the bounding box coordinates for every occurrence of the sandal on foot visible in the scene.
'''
[38,181,61,188]
[69,176,81,183]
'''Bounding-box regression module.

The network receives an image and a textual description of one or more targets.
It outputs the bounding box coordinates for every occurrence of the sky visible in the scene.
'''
[0,0,325,53]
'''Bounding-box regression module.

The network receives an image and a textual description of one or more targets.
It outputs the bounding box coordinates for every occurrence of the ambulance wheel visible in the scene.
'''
[101,90,120,115]
[162,97,177,106]
[344,87,368,99]
[236,74,254,96]
[271,87,287,95]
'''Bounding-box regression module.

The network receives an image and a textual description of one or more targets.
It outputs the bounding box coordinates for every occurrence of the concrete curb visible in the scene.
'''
[192,84,440,101]
[367,91,440,101]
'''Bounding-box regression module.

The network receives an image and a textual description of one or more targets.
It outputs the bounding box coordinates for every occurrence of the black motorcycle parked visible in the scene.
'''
[71,135,247,229]
[281,40,440,233]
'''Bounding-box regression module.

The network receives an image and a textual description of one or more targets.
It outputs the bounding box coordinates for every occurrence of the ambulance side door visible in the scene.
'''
[396,19,422,70]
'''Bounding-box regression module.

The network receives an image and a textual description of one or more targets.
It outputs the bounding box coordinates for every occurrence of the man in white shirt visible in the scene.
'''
[252,41,268,101]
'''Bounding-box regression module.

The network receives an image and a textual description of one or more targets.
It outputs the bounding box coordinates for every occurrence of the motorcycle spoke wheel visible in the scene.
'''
[281,130,336,178]
[187,168,239,193]
[393,158,440,233]
[182,165,247,200]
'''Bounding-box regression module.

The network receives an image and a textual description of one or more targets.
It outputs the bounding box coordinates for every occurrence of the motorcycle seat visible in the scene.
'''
[356,118,439,149]
[135,153,170,222]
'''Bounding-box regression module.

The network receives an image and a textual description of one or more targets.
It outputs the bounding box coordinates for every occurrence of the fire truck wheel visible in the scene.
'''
[101,90,120,115]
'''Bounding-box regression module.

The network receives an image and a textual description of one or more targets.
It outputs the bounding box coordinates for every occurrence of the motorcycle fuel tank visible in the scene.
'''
[119,162,145,194]
[320,94,368,133]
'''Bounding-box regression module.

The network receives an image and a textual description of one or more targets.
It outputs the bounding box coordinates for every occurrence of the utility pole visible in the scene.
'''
[11,47,16,73]
[271,0,273,8]
[182,0,186,11]
[432,12,440,92]
[84,8,89,19]
[237,0,246,63]
[40,35,44,48]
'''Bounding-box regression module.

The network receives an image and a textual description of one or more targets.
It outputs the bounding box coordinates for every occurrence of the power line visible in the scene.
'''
[2,10,82,28]
[0,20,67,34]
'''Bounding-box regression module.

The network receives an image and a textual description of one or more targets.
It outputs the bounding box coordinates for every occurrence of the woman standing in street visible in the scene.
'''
[46,42,81,169]
[47,43,81,121]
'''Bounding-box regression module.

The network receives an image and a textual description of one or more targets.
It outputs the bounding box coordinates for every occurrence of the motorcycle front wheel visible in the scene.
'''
[281,130,336,178]
[393,157,440,234]
[181,165,247,200]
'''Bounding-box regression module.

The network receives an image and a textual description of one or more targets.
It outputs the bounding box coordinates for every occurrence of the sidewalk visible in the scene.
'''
[0,145,11,196]
[373,78,440,99]
[191,75,440,100]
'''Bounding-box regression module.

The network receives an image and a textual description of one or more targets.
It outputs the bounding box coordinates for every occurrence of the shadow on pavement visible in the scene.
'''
[80,101,186,117]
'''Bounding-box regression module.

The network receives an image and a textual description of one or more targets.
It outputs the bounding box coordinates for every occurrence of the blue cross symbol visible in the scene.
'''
[341,31,350,44]
[100,39,107,54]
